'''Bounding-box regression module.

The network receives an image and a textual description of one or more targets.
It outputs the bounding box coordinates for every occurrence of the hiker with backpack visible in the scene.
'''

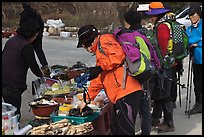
[76,25,144,135]
[163,3,185,109]
[145,2,177,133]
[123,9,153,135]
[185,3,202,114]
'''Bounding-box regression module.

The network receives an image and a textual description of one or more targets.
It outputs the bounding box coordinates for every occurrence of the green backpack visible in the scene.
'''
[167,20,189,62]
[151,19,189,69]
[137,28,165,69]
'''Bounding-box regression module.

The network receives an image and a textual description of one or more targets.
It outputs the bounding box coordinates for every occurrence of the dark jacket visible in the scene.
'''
[2,34,43,89]
[19,5,48,67]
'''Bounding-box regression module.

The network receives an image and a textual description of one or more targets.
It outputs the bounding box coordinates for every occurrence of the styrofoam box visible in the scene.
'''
[60,32,71,38]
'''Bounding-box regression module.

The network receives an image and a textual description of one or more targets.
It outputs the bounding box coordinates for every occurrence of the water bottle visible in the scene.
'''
[12,115,19,133]
[3,116,13,135]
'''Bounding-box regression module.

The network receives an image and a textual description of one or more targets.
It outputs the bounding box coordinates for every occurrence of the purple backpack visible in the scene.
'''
[112,28,161,87]
[113,28,161,70]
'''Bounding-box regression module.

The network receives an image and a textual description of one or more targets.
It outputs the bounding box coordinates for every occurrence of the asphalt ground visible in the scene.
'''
[2,36,202,135]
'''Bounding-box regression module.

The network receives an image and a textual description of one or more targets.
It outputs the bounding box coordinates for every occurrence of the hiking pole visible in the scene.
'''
[162,74,186,89]
[185,54,192,115]
[187,56,193,118]
[177,71,182,107]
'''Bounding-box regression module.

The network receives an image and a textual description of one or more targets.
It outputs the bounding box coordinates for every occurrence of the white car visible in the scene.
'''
[175,7,191,29]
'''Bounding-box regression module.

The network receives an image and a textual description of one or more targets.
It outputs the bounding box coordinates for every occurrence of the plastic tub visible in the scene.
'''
[51,112,99,125]
[2,102,17,119]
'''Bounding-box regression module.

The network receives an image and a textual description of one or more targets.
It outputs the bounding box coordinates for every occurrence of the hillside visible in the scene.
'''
[2,2,120,29]
[2,2,195,29]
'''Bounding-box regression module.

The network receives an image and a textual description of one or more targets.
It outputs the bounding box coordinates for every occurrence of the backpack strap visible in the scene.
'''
[122,61,127,90]
[97,34,127,90]
[97,35,107,56]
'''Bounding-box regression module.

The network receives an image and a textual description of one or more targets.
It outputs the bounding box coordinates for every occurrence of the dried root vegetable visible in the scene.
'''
[27,119,93,135]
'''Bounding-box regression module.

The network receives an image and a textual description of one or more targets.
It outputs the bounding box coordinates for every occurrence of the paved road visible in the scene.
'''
[2,36,202,135]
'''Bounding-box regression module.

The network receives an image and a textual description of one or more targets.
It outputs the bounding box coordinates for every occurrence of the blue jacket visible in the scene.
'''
[186,19,202,64]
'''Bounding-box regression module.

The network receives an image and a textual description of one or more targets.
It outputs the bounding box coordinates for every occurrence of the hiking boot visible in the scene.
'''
[152,118,160,126]
[172,102,176,109]
[156,122,175,133]
[188,103,202,114]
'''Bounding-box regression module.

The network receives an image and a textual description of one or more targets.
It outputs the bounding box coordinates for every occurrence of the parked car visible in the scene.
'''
[175,7,191,29]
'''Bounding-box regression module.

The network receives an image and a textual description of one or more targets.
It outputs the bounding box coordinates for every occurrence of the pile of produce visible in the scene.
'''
[49,62,87,81]
[27,119,93,135]
[29,98,58,106]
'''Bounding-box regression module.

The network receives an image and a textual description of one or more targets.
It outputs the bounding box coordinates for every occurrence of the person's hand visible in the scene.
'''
[189,44,197,59]
[189,43,198,48]
[41,65,50,77]
[77,101,87,113]
[87,66,103,80]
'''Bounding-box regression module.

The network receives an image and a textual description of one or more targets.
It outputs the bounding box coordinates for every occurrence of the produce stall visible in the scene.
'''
[25,63,112,135]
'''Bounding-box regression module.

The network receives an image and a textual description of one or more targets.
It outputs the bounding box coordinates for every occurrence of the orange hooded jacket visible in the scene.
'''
[87,33,143,104]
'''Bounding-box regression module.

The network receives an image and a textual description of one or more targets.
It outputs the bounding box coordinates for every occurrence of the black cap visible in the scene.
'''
[189,3,202,16]
[124,10,142,26]
[77,25,98,48]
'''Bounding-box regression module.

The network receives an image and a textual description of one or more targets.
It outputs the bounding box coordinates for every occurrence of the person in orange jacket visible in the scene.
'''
[76,24,144,135]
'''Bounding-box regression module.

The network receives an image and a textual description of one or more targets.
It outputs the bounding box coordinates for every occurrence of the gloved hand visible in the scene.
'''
[41,65,51,78]
[175,61,184,76]
[87,66,103,81]
[74,73,90,88]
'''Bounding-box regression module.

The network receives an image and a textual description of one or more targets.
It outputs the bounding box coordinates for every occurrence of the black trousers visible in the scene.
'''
[151,68,174,127]
[110,90,143,135]
[140,82,152,135]
[2,87,25,120]
[139,90,151,135]
[192,64,202,104]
